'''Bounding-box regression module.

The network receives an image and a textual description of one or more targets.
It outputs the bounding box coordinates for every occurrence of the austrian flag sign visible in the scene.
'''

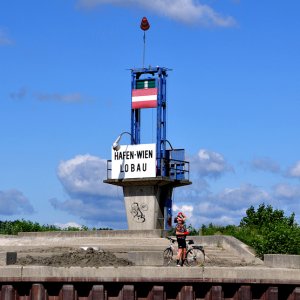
[111,144,156,179]
[132,88,158,109]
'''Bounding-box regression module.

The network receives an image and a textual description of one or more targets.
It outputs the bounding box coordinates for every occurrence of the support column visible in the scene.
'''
[123,184,173,230]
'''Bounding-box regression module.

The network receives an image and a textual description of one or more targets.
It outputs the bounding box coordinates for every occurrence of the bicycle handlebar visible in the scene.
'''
[166,237,176,243]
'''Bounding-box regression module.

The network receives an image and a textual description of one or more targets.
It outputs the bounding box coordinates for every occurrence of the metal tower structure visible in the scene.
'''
[104,18,191,231]
[104,65,191,230]
[131,66,168,177]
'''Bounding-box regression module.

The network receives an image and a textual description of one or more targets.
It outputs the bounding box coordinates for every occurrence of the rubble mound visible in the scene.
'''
[17,247,133,267]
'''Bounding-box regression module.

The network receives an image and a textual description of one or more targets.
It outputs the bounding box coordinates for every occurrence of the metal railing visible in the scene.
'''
[106,160,112,180]
[166,158,190,181]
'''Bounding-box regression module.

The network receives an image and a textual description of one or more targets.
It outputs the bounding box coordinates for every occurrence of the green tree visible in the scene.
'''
[0,219,90,235]
[239,204,300,258]
[201,203,300,259]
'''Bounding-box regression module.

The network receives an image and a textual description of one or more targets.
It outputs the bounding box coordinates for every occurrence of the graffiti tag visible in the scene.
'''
[130,202,148,223]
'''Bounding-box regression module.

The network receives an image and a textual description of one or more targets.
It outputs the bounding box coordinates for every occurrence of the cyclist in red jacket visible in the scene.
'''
[175,212,189,266]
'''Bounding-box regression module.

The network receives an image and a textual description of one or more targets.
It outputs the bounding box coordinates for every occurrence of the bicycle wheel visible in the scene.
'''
[163,248,173,266]
[186,248,205,267]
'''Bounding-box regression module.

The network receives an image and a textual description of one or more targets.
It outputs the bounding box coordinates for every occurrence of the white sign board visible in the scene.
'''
[111,143,156,179]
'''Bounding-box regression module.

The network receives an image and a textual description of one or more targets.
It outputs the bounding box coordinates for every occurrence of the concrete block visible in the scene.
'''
[0,252,17,265]
[127,251,163,266]
[0,252,5,266]
[264,254,300,269]
[13,266,300,282]
[6,252,17,265]
[0,266,22,278]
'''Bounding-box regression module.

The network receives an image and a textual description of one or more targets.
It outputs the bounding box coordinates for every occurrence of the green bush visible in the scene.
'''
[239,204,300,257]
[201,204,300,258]
[0,220,91,235]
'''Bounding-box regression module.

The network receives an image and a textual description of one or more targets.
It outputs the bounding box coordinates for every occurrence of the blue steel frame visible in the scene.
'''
[131,67,168,176]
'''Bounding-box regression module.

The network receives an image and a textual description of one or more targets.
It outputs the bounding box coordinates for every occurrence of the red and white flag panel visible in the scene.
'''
[132,88,158,109]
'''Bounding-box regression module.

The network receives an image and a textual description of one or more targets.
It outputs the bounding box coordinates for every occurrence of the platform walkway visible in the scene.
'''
[1,231,300,299]
[0,231,261,267]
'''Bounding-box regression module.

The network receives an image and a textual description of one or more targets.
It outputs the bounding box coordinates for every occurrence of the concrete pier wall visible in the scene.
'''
[264,254,300,269]
[123,185,172,230]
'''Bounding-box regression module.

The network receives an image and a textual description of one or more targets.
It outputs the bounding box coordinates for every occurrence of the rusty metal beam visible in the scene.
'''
[0,282,300,300]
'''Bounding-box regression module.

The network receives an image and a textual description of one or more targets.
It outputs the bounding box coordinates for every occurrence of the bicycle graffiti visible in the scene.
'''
[130,202,148,223]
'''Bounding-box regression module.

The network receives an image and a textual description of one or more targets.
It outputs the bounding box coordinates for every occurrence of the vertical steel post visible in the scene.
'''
[131,71,141,145]
[1,285,15,300]
[156,67,167,176]
[162,69,167,176]
[131,71,135,145]
[156,69,162,175]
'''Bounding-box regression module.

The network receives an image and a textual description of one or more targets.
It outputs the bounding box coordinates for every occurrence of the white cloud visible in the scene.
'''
[9,88,87,103]
[215,184,270,209]
[0,189,34,215]
[0,28,13,46]
[271,183,300,223]
[176,178,208,198]
[53,154,125,228]
[251,157,281,173]
[10,87,28,100]
[54,221,83,229]
[173,203,193,218]
[178,180,300,227]
[77,0,236,27]
[190,149,233,178]
[34,92,86,103]
[176,199,243,226]
[50,197,126,228]
[174,184,272,227]
[194,203,239,225]
[57,154,117,197]
[287,161,300,177]
[273,183,300,199]
[52,153,300,229]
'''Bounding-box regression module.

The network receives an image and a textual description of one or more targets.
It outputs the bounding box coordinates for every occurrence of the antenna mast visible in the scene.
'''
[140,17,150,68]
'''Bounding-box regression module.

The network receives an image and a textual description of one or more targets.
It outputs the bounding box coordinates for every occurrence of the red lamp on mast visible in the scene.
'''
[140,17,150,67]
[140,17,150,31]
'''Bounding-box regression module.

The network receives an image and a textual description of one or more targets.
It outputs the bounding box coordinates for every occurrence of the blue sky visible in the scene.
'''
[1,0,300,229]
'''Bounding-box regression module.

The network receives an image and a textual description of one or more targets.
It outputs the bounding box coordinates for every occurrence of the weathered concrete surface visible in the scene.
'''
[0,252,17,266]
[0,237,168,254]
[192,235,263,265]
[264,254,300,269]
[0,266,22,278]
[18,229,165,238]
[0,266,299,284]
[0,231,300,286]
[0,252,6,265]
[127,251,163,266]
[0,232,263,267]
[105,177,190,230]
[123,185,167,230]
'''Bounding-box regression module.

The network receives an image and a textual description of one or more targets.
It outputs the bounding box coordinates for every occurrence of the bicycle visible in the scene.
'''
[163,237,205,266]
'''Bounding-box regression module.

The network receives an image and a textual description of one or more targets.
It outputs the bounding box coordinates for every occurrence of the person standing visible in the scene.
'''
[175,212,189,266]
